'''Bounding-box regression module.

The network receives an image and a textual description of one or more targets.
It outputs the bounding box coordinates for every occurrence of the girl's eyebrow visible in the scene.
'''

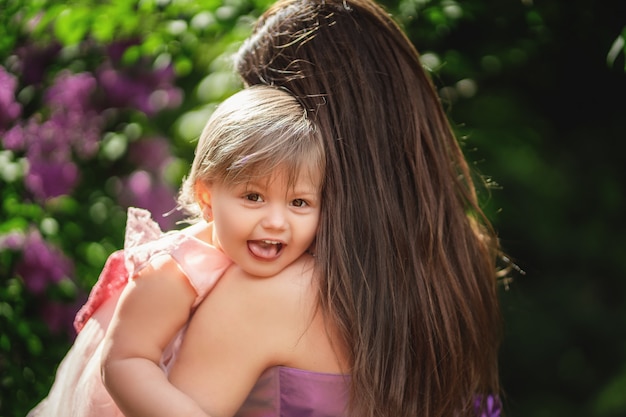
[293,191,319,199]
[293,185,320,194]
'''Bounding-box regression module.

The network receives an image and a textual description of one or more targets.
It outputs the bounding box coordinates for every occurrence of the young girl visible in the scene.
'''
[27,85,325,417]
[165,1,504,417]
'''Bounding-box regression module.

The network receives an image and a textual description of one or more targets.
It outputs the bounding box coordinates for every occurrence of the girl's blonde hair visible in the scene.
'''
[178,85,324,220]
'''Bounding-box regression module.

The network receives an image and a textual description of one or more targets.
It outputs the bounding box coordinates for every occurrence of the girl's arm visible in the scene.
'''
[100,256,209,417]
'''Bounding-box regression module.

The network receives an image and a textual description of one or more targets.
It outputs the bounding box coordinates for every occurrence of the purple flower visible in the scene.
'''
[106,39,141,63]
[11,116,79,200]
[14,42,61,85]
[25,157,79,200]
[127,137,174,172]
[62,110,102,159]
[474,395,501,417]
[117,170,180,230]
[0,66,22,131]
[0,231,26,250]
[40,299,83,340]
[146,80,183,114]
[1,123,26,150]
[45,71,97,115]
[13,229,74,295]
[24,116,71,156]
[44,71,102,159]
[7,71,106,200]
[98,63,183,116]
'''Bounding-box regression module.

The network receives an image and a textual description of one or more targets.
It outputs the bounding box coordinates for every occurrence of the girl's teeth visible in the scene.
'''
[249,240,283,258]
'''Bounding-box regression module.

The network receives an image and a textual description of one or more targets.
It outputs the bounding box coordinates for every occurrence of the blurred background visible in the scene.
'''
[0,0,624,416]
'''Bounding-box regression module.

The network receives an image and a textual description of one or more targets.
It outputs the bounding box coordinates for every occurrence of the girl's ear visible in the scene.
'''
[195,181,213,221]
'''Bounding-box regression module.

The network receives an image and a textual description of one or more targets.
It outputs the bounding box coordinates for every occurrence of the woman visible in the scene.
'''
[169,1,504,416]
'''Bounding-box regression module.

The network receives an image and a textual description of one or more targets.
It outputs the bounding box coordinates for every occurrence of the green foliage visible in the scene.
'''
[0,0,264,414]
[394,1,626,417]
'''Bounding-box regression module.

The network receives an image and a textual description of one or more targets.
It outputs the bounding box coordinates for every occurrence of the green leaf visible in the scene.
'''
[53,6,92,45]
[91,13,117,42]
[0,217,29,234]
[606,26,625,71]
[594,366,626,416]
[174,55,193,76]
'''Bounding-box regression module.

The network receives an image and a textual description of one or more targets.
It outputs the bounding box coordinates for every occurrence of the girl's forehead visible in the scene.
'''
[231,162,323,191]
[260,164,322,188]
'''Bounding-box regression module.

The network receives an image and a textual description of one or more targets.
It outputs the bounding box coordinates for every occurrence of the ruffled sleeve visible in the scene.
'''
[74,207,231,333]
[122,207,187,282]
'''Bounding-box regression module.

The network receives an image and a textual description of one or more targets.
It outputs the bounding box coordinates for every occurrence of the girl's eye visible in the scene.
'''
[245,193,263,202]
[291,199,307,207]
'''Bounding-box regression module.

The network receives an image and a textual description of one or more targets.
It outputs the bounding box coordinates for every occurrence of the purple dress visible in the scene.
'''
[233,368,502,417]
[234,368,502,417]
[235,366,351,417]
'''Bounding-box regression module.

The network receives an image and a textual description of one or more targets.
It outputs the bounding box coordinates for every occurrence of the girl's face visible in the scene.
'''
[198,166,321,278]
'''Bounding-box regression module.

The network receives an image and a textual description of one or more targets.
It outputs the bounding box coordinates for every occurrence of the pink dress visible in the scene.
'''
[27,208,232,417]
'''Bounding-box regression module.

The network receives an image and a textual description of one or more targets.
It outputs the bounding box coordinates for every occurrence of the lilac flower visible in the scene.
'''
[98,67,147,112]
[127,137,174,172]
[13,229,74,295]
[5,71,106,200]
[25,157,79,201]
[40,299,83,339]
[98,63,183,116]
[117,170,180,230]
[44,71,102,159]
[24,116,72,156]
[113,137,182,229]
[45,70,97,116]
[101,39,183,114]
[474,394,502,417]
[1,123,27,150]
[14,42,61,85]
[57,110,102,160]
[0,231,26,250]
[0,66,22,132]
[11,116,79,200]
[106,39,141,63]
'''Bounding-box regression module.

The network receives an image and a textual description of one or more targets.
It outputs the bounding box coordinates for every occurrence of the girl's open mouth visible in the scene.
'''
[248,240,284,260]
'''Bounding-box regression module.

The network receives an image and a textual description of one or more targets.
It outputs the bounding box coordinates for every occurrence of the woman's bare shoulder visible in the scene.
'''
[186,254,318,354]
[232,254,317,301]
[209,254,317,332]
[168,254,322,416]
[218,251,314,292]
[208,255,347,373]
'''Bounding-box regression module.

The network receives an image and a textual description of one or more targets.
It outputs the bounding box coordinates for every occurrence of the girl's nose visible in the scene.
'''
[261,205,287,230]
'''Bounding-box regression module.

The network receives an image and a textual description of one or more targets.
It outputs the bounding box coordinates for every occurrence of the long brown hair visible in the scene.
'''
[236,1,502,416]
